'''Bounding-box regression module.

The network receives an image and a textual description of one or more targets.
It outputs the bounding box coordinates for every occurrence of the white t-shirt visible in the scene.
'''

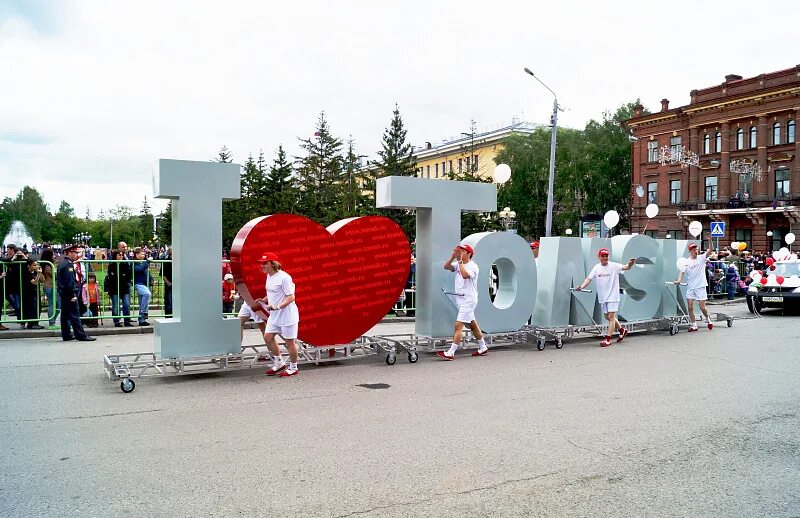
[451,260,479,306]
[684,253,708,290]
[587,262,623,303]
[265,270,299,326]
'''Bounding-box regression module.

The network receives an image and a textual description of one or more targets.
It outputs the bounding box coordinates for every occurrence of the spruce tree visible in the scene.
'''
[342,137,369,216]
[377,103,417,177]
[215,146,233,163]
[295,112,344,226]
[376,104,417,239]
[266,145,296,214]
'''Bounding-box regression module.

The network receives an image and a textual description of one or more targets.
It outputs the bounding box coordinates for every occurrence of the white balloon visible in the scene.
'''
[645,204,659,219]
[786,232,796,245]
[603,210,620,229]
[789,253,798,261]
[750,272,762,283]
[635,185,645,198]
[688,221,702,237]
[493,163,511,184]
[676,257,689,272]
[766,274,777,284]
[731,242,739,250]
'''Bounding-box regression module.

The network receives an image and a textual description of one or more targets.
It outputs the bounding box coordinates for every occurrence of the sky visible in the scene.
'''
[1,0,798,219]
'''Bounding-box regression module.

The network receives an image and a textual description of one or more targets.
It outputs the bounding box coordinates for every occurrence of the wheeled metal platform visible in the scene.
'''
[104,336,393,393]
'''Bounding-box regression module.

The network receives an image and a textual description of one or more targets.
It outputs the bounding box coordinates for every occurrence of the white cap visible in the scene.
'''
[224,273,233,280]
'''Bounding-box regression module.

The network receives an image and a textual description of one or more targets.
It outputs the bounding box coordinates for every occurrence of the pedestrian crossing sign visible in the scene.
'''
[710,221,725,237]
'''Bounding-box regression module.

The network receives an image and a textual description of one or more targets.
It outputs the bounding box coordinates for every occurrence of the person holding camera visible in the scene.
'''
[1,244,27,328]
[21,258,44,329]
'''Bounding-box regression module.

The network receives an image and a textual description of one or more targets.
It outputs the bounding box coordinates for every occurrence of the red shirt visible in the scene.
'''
[222,281,236,303]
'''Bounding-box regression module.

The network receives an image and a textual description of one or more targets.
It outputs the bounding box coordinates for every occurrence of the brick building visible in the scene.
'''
[627,66,800,252]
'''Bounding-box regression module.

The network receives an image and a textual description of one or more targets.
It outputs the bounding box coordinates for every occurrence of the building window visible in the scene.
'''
[734,229,752,248]
[670,136,681,155]
[788,120,795,144]
[738,174,752,198]
[465,156,471,173]
[647,182,657,204]
[458,158,462,174]
[703,134,710,154]
[775,167,790,199]
[473,155,478,172]
[434,163,439,178]
[749,126,757,148]
[736,128,744,150]
[645,230,659,238]
[705,176,717,202]
[772,122,781,145]
[715,132,722,152]
[426,165,430,178]
[449,160,453,174]
[669,230,685,240]
[442,161,446,176]
[670,180,681,204]
[647,140,658,162]
[770,229,784,252]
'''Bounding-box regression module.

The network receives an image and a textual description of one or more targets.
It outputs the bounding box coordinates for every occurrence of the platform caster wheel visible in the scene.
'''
[120,378,135,393]
[385,354,397,366]
[408,352,418,363]
[727,319,733,327]
[669,325,678,336]
[536,337,546,351]
[555,339,564,349]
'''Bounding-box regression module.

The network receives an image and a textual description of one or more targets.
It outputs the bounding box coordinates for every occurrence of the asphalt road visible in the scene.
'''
[1,304,798,517]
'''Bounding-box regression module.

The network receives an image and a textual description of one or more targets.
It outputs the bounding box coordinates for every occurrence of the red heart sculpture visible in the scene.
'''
[230,214,411,346]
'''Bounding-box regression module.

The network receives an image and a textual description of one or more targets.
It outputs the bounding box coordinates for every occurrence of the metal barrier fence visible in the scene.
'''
[0,258,241,329]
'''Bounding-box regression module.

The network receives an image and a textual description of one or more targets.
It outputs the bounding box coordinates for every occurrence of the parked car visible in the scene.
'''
[746,260,800,313]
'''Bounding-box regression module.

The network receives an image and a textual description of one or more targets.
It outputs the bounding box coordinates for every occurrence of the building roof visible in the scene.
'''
[412,120,542,159]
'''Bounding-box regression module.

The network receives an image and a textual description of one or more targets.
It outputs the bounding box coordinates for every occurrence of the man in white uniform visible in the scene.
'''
[674,242,713,332]
[438,244,488,360]
[576,248,637,347]
[253,252,301,377]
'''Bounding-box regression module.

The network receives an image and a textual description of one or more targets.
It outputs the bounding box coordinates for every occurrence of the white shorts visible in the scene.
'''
[686,288,708,301]
[456,303,476,323]
[237,304,265,323]
[266,322,298,339]
[600,301,619,314]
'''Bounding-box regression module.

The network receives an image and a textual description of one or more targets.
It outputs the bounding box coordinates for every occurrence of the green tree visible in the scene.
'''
[377,104,417,177]
[266,145,297,214]
[215,145,233,163]
[580,101,645,230]
[495,101,645,239]
[49,201,80,244]
[4,186,50,241]
[157,201,173,245]
[341,137,371,216]
[375,105,418,238]
[295,112,344,226]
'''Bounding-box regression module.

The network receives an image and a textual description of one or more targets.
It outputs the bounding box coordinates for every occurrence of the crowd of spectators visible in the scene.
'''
[1,242,172,331]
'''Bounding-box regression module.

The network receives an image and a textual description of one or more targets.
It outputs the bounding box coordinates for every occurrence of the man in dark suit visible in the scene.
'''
[56,245,95,342]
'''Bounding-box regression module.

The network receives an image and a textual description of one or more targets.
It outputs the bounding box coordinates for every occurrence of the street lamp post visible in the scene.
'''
[498,206,517,232]
[524,67,559,237]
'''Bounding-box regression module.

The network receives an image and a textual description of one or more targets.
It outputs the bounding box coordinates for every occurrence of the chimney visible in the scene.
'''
[725,74,743,82]
[633,104,644,117]
[660,98,670,112]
